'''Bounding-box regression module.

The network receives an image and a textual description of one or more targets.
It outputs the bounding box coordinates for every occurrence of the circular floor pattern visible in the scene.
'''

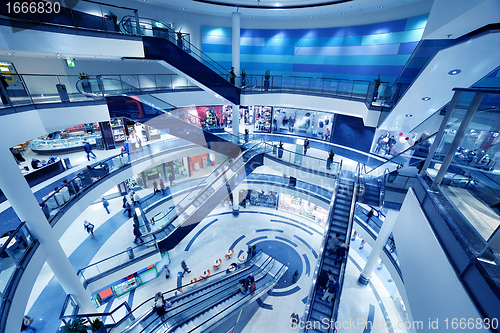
[255,240,303,289]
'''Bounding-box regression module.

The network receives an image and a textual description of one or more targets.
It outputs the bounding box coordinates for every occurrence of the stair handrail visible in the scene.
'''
[329,162,361,331]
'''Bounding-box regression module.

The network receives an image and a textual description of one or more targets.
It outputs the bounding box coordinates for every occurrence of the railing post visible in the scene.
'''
[134,10,141,36]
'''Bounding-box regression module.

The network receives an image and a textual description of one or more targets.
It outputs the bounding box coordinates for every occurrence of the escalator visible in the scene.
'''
[119,251,286,333]
[303,168,358,333]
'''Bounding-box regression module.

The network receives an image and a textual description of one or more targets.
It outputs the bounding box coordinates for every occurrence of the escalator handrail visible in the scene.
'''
[189,264,288,333]
[329,163,361,330]
[141,141,263,239]
[112,251,267,332]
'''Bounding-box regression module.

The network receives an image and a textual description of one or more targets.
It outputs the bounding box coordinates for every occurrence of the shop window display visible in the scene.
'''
[254,106,272,132]
[248,190,277,208]
[273,107,334,141]
[30,123,103,154]
[278,194,328,227]
[370,129,416,157]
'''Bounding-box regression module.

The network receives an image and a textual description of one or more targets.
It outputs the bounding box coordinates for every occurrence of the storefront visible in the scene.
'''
[254,105,272,133]
[278,194,328,227]
[371,128,416,157]
[273,108,334,141]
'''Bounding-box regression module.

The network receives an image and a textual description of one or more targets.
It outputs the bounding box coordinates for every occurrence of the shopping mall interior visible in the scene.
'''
[0,0,499,332]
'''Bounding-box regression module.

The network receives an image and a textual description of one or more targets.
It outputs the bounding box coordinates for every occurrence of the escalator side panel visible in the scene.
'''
[142,36,240,105]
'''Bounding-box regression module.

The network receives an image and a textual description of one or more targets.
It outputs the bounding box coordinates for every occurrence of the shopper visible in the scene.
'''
[102,197,110,214]
[133,223,143,245]
[168,173,174,187]
[181,260,191,277]
[84,220,94,237]
[0,73,10,105]
[317,270,329,293]
[159,179,166,195]
[10,147,25,164]
[249,281,257,294]
[123,201,133,218]
[321,277,339,302]
[154,292,166,316]
[84,141,96,161]
[153,180,159,195]
[303,138,310,155]
[247,273,254,284]
[163,264,170,279]
[136,135,143,151]
[122,195,128,208]
[133,192,140,206]
[327,233,341,254]
[31,158,41,170]
[229,67,235,85]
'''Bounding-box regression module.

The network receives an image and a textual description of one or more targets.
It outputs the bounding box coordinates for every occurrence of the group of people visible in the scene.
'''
[374,133,397,155]
[239,273,257,294]
[152,179,166,195]
[326,233,348,263]
[317,270,340,303]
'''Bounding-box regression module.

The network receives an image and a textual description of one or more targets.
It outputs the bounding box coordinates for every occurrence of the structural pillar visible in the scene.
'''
[358,210,398,286]
[232,188,240,216]
[0,147,94,311]
[232,103,240,144]
[433,92,484,186]
[420,90,461,175]
[232,12,241,86]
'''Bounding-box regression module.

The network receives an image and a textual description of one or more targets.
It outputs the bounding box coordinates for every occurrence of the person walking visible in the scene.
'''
[84,220,94,237]
[136,135,143,152]
[159,179,166,195]
[249,281,257,294]
[123,201,133,218]
[321,276,339,302]
[122,195,128,208]
[303,138,310,155]
[168,173,174,187]
[133,223,143,245]
[84,141,96,161]
[181,260,191,277]
[102,197,110,214]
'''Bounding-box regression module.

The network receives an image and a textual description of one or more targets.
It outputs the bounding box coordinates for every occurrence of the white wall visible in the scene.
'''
[393,188,487,332]
[0,26,144,59]
[1,104,110,148]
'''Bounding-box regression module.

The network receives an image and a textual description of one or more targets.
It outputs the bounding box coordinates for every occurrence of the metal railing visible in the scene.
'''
[0,222,38,333]
[60,300,133,328]
[76,238,160,287]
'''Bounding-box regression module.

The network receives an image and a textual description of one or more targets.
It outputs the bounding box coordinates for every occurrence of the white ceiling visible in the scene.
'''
[134,0,431,19]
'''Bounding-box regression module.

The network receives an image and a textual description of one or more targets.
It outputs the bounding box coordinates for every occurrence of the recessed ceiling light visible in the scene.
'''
[422,97,431,101]
[342,12,345,14]
[379,6,384,8]
[448,69,461,75]
[309,15,312,17]
[406,114,412,117]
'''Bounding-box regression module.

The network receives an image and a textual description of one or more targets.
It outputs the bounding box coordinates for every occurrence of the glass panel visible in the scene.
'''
[72,2,106,31]
[155,75,173,90]
[323,79,339,95]
[22,75,61,104]
[41,5,74,27]
[281,77,296,91]
[138,75,156,92]
[352,81,370,99]
[337,80,354,97]
[309,78,323,93]
[295,77,310,92]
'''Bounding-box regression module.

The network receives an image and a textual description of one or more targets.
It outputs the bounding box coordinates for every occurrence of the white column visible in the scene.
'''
[232,188,240,216]
[0,147,94,311]
[358,210,398,286]
[232,103,240,143]
[232,12,241,86]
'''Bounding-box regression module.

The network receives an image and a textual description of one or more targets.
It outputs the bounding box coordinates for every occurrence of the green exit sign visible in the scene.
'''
[66,59,75,67]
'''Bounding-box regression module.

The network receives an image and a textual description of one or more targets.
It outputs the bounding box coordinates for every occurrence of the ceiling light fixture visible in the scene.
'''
[422,97,431,101]
[379,6,383,8]
[405,114,412,117]
[448,69,461,75]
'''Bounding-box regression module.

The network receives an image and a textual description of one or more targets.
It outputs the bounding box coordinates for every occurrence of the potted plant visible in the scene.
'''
[79,73,92,93]
[241,69,246,87]
[88,318,106,333]
[61,318,88,333]
[292,270,299,284]
[264,69,271,91]
[244,128,249,143]
[278,140,284,158]
[327,149,335,170]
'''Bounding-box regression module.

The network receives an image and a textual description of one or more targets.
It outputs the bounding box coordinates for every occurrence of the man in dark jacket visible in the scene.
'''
[84,142,96,161]
[0,74,10,105]
[133,224,143,244]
